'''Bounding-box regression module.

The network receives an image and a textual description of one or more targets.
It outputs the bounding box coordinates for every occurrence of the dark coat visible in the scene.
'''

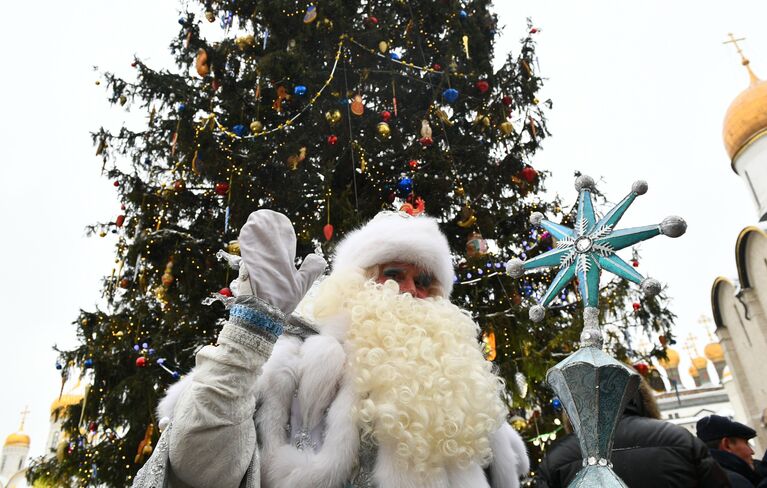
[535,406,730,488]
[710,449,763,487]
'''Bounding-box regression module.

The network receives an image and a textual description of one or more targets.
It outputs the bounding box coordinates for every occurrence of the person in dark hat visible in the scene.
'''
[697,414,762,487]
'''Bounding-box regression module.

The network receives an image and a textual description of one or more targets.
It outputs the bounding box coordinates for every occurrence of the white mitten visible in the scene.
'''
[238,210,327,314]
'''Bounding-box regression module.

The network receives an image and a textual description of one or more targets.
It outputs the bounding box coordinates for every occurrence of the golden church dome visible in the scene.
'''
[688,364,700,377]
[704,342,725,362]
[50,394,83,416]
[692,356,708,370]
[723,61,767,161]
[658,348,680,368]
[4,432,30,447]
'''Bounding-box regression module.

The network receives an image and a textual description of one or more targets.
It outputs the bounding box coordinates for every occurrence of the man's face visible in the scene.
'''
[722,437,755,467]
[375,262,433,299]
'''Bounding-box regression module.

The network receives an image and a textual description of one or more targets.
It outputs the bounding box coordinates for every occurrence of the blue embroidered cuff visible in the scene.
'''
[229,303,284,337]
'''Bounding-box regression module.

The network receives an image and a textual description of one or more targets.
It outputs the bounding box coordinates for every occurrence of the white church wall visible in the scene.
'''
[714,278,767,452]
[734,136,767,221]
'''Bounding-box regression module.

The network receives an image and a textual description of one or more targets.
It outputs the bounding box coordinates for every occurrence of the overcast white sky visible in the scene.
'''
[0,1,763,460]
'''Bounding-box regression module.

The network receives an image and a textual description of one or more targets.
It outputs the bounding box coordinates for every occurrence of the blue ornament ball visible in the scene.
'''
[142,342,149,349]
[442,88,459,104]
[232,124,246,137]
[552,397,562,410]
[84,358,94,368]
[172,371,181,380]
[133,344,140,351]
[294,85,308,96]
[459,10,468,20]
[390,52,401,61]
[397,176,413,196]
[157,358,166,366]
[177,102,186,112]
[55,362,63,370]
[148,348,156,355]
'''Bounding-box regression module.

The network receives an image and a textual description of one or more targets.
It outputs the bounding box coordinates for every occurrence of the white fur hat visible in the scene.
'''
[332,212,454,297]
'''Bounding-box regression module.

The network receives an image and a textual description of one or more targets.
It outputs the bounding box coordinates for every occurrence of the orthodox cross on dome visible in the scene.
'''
[724,33,759,82]
[684,332,701,357]
[19,405,30,431]
[506,175,686,342]
[724,33,749,64]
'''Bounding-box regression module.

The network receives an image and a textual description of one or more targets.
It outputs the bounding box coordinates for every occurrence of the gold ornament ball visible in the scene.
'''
[376,121,391,138]
[119,95,127,106]
[499,121,514,136]
[250,120,264,133]
[455,186,465,196]
[481,116,491,128]
[235,35,255,50]
[378,41,389,53]
[227,240,241,255]
[204,10,215,22]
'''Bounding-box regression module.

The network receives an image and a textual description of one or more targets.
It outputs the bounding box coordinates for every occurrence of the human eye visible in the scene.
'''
[415,272,433,289]
[382,268,404,281]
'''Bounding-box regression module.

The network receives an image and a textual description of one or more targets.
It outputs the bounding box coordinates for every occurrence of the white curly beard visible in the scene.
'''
[307,271,505,479]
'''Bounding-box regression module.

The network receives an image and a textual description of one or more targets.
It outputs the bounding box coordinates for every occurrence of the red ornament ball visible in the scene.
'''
[365,16,378,26]
[632,302,641,312]
[113,181,120,187]
[530,27,539,34]
[211,78,222,91]
[327,134,338,145]
[214,182,230,195]
[419,137,433,147]
[120,204,126,210]
[432,63,442,71]
[659,335,667,346]
[380,110,392,122]
[475,80,490,94]
[219,287,233,297]
[136,356,148,367]
[408,159,419,169]
[115,214,125,228]
[174,179,186,191]
[502,95,513,106]
[632,259,639,267]
[520,166,538,183]
[633,362,650,376]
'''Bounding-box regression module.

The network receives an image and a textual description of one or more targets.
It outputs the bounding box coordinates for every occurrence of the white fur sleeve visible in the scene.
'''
[166,323,271,488]
[488,422,530,488]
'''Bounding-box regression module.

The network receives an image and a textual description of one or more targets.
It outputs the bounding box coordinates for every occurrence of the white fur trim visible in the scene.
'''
[488,422,529,488]
[372,443,491,488]
[257,333,359,488]
[332,213,454,297]
[156,372,195,422]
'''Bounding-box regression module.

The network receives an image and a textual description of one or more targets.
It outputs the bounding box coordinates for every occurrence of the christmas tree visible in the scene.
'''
[29,1,675,486]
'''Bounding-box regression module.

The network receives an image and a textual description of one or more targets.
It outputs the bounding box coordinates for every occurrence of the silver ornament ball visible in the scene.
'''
[529,304,546,322]
[641,277,662,296]
[530,212,544,226]
[632,180,648,195]
[660,215,687,238]
[574,174,596,192]
[506,259,526,278]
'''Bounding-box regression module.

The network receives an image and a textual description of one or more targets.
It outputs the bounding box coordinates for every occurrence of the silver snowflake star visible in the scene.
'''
[507,175,686,322]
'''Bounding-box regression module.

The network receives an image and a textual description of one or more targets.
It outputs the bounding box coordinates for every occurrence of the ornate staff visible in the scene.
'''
[507,175,686,486]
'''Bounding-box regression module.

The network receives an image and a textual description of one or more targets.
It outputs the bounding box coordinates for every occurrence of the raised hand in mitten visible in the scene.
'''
[237,209,326,314]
